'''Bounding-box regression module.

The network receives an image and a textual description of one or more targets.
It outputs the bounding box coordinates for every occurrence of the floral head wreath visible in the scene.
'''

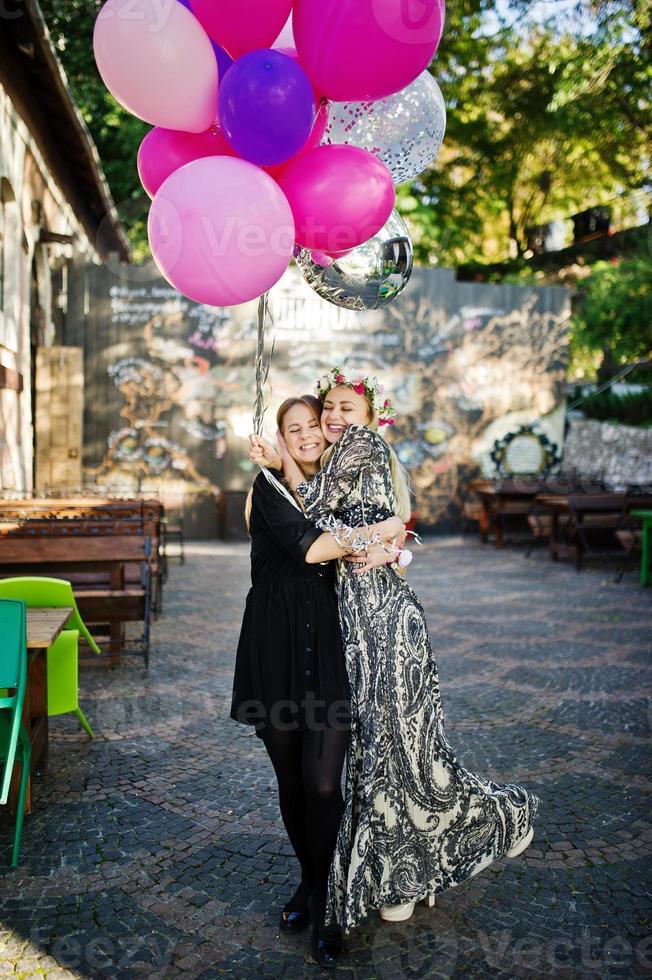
[314,367,396,426]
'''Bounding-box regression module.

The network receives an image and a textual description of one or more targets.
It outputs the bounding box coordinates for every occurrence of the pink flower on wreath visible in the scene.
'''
[353,383,365,395]
[335,373,345,383]
[379,418,387,426]
[387,418,395,425]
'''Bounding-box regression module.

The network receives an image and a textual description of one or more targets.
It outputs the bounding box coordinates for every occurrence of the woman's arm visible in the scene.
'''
[291,425,376,517]
[252,470,390,567]
[305,519,404,564]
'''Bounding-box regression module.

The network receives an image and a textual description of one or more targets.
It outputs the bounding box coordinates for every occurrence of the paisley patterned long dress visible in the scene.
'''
[296,424,541,933]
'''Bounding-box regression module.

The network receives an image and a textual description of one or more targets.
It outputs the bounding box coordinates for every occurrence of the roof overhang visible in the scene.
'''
[0,0,131,262]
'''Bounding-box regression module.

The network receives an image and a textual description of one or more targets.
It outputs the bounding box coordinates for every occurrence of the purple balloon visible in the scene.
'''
[176,0,192,8]
[218,49,316,167]
[212,41,234,78]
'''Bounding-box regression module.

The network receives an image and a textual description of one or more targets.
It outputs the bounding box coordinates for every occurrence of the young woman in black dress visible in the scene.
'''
[230,394,403,968]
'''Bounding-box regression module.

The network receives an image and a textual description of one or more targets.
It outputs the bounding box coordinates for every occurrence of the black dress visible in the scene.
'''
[230,469,351,739]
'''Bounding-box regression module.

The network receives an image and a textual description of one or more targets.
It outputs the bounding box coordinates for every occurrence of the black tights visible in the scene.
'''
[261,726,349,919]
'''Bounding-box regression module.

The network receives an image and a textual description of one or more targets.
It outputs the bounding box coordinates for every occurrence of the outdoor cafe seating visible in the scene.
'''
[0,490,177,866]
[466,474,652,583]
[0,495,170,666]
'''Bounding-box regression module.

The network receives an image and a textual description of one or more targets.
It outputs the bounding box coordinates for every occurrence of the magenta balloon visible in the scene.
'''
[293,0,445,101]
[138,127,237,199]
[148,157,295,307]
[93,0,218,132]
[277,145,395,253]
[190,0,293,59]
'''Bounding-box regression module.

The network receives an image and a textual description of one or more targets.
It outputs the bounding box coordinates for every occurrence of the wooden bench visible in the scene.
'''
[0,535,153,668]
[0,499,165,615]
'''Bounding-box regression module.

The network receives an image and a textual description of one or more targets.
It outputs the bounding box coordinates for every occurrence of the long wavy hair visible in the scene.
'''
[245,394,323,532]
[319,388,412,522]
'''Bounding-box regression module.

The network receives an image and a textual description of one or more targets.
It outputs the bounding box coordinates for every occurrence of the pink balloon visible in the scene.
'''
[277,145,395,253]
[294,0,445,101]
[190,0,293,58]
[310,251,333,268]
[93,0,218,132]
[148,157,295,307]
[138,126,237,199]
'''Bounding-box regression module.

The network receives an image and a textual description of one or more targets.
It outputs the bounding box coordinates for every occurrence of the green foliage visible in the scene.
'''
[403,0,650,266]
[571,382,652,427]
[39,0,149,256]
[570,255,652,366]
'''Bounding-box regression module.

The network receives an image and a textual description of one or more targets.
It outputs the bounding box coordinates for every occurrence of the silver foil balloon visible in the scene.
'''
[323,72,446,185]
[295,210,414,311]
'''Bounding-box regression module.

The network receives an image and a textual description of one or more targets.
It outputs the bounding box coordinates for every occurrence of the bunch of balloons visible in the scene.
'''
[93,0,446,310]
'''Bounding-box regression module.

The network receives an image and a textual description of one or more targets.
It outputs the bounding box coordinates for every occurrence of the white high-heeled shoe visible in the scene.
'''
[506,825,534,858]
[380,894,435,922]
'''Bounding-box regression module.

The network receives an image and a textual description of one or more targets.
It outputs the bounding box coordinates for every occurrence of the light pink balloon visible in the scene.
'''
[93,0,218,132]
[277,145,395,253]
[148,157,295,307]
[273,14,295,49]
[190,0,293,58]
[294,0,445,101]
[138,126,237,199]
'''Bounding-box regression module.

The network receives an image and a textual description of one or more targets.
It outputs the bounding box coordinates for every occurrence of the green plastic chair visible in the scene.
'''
[0,598,30,867]
[0,578,99,739]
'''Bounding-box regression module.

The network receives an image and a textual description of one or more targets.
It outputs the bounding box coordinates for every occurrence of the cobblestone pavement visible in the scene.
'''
[1,536,651,979]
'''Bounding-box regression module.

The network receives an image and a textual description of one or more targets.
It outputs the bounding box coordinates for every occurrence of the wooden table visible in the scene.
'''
[10,607,72,814]
[535,494,572,560]
[468,480,540,547]
[631,510,652,586]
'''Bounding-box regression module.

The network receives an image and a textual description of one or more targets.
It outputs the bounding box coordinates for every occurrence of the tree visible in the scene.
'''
[38,0,649,264]
[39,0,150,257]
[570,255,652,380]
[401,0,650,266]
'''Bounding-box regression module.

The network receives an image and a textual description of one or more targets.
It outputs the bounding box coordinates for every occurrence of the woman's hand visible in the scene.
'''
[276,430,293,465]
[344,542,400,575]
[277,430,307,490]
[373,516,406,542]
[249,434,282,470]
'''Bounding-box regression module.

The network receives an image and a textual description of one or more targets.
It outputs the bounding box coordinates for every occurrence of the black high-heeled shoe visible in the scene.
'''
[311,921,343,969]
[279,882,313,934]
[310,898,343,970]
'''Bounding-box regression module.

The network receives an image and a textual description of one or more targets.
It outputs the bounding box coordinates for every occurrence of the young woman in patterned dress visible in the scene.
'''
[254,369,541,935]
[235,394,403,966]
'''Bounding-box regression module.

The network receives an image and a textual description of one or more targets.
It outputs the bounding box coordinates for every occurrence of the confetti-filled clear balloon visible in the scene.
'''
[323,72,446,185]
[295,210,413,311]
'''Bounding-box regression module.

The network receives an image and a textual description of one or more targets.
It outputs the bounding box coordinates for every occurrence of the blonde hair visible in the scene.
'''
[245,395,323,532]
[319,388,412,522]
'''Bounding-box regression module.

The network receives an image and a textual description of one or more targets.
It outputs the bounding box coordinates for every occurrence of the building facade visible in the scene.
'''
[0,1,128,492]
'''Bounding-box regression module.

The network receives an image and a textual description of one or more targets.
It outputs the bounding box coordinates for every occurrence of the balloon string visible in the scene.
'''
[253,291,275,436]
[252,293,299,509]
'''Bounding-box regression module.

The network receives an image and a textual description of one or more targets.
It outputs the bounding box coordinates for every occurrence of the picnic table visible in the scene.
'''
[9,607,72,815]
[468,478,540,546]
[630,510,652,586]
